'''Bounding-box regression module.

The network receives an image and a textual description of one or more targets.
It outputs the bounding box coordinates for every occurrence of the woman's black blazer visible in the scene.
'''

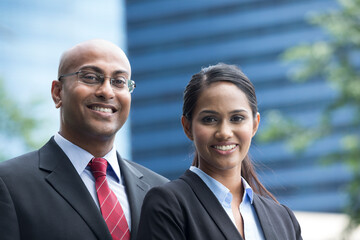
[137,170,302,240]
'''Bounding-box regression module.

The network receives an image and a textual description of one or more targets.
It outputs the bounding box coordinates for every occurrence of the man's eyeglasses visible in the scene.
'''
[58,70,136,93]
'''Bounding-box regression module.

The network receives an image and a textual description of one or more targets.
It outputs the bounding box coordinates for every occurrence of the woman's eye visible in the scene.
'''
[231,115,245,122]
[202,116,217,123]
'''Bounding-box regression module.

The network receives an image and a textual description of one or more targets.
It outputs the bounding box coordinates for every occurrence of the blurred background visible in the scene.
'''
[1,0,359,239]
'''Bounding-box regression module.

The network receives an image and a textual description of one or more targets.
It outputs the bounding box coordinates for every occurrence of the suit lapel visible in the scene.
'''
[118,154,150,240]
[253,194,277,240]
[181,170,243,240]
[39,138,112,240]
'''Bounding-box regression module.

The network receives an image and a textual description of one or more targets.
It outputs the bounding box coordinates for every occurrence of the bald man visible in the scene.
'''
[0,39,168,240]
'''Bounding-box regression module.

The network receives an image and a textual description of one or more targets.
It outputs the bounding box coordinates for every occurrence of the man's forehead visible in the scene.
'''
[58,40,130,77]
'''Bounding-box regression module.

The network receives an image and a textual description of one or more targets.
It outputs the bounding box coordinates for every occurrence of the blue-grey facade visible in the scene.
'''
[126,0,348,212]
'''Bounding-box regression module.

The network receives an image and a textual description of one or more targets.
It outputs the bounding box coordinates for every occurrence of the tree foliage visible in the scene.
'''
[257,0,360,233]
[0,77,41,161]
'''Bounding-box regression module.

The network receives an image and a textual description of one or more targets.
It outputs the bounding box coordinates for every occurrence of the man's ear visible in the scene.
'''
[252,112,260,137]
[51,80,62,108]
[181,115,193,141]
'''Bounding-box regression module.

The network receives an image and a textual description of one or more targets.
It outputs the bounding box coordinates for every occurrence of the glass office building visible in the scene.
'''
[1,0,351,213]
[126,0,349,213]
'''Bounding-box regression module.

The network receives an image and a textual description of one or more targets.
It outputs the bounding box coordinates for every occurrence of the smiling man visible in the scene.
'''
[0,39,168,240]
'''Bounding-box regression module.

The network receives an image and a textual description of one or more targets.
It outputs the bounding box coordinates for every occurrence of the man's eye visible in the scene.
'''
[111,78,126,88]
[80,73,101,83]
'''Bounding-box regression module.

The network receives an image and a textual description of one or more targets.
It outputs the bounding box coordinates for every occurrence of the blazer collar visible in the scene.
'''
[117,153,150,240]
[181,170,244,240]
[253,194,278,240]
[39,137,112,240]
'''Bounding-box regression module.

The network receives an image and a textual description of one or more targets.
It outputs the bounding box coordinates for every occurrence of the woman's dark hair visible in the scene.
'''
[183,63,278,202]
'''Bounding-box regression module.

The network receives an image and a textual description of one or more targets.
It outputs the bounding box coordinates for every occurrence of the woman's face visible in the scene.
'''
[182,81,260,176]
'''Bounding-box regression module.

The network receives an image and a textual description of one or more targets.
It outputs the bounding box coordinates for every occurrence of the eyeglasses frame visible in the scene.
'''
[58,70,136,93]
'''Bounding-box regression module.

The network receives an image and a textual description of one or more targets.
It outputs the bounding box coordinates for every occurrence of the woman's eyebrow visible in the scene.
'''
[230,109,249,114]
[199,110,218,115]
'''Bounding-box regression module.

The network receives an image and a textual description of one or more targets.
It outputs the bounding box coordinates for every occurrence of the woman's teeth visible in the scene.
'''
[213,145,236,151]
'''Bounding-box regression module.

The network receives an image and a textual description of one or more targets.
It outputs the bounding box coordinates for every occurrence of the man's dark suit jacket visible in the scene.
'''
[137,170,302,240]
[0,137,168,240]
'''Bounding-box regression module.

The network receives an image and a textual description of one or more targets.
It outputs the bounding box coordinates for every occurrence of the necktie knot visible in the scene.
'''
[89,157,108,179]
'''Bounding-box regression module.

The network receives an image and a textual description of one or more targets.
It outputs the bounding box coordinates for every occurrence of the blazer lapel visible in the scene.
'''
[253,194,277,240]
[39,138,112,240]
[117,154,150,240]
[181,170,243,240]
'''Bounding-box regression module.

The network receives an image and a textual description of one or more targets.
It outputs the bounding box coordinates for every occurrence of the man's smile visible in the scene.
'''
[87,103,117,114]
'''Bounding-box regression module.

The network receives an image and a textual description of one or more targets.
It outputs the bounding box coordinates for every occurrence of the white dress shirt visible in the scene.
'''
[54,132,131,229]
[190,166,265,240]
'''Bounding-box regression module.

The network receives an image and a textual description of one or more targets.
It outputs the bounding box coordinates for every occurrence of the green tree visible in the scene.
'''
[0,77,41,161]
[257,0,360,234]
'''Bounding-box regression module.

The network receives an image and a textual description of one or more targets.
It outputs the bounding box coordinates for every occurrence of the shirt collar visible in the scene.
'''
[241,176,254,204]
[189,166,254,206]
[190,166,231,206]
[54,132,121,182]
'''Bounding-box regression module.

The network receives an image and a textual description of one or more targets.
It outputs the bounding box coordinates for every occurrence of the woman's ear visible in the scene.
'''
[51,80,62,108]
[252,112,260,137]
[181,115,193,141]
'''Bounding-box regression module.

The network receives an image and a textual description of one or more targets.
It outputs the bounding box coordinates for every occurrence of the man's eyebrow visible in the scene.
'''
[113,70,129,76]
[79,65,103,73]
[80,66,129,76]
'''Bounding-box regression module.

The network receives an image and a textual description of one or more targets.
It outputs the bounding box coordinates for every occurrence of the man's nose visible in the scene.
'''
[95,78,115,99]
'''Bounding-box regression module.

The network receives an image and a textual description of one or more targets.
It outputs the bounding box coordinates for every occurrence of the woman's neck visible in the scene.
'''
[200,166,244,198]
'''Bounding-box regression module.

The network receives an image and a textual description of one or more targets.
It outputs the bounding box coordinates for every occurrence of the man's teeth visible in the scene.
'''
[213,145,236,151]
[92,106,112,113]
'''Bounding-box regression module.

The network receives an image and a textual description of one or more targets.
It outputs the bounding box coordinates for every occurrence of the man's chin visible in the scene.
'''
[83,126,118,140]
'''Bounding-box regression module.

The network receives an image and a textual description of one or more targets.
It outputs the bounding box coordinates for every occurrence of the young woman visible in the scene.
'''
[136,63,302,240]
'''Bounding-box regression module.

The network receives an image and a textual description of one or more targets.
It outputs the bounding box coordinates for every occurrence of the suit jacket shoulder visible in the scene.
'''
[118,155,168,240]
[1,138,113,240]
[137,170,302,240]
[253,194,302,240]
[122,158,168,185]
[137,170,243,240]
[0,138,169,240]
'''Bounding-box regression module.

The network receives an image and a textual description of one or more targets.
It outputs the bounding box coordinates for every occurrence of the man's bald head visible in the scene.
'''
[58,39,131,79]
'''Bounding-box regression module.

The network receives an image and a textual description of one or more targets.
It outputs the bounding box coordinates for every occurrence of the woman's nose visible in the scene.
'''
[215,122,233,140]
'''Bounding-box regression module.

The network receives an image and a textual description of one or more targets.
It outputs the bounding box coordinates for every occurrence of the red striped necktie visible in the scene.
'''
[89,157,130,240]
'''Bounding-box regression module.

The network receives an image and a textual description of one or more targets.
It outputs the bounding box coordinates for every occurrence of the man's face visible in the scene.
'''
[53,41,132,144]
